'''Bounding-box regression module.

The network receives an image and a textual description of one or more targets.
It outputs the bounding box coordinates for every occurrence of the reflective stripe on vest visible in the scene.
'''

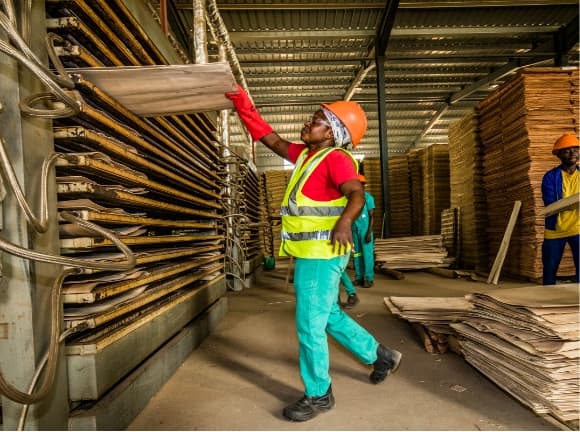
[281,230,333,241]
[280,206,344,216]
[279,147,358,258]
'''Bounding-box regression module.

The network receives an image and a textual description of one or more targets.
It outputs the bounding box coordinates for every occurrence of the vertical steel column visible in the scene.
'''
[0,1,68,429]
[553,15,578,67]
[375,52,390,238]
[374,0,399,238]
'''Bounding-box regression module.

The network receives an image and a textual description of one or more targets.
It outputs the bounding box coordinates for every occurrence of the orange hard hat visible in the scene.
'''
[321,101,367,148]
[358,174,367,183]
[552,133,580,155]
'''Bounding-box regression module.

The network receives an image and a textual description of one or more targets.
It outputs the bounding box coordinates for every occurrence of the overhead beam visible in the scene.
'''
[227,26,562,42]
[173,1,579,10]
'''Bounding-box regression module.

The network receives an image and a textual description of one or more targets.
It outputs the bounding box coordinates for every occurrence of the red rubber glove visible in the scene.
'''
[225,84,273,141]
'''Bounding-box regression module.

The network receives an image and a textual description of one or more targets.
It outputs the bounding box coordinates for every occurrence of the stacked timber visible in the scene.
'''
[375,235,454,270]
[259,175,274,258]
[239,161,264,274]
[422,144,451,235]
[453,284,579,428]
[448,111,488,271]
[388,155,412,237]
[407,148,425,235]
[361,157,384,237]
[478,67,578,282]
[384,296,472,354]
[441,207,459,259]
[261,169,291,259]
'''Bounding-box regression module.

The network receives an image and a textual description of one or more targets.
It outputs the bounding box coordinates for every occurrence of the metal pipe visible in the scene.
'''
[206,0,250,94]
[344,59,375,101]
[159,0,168,34]
[218,42,242,291]
[192,0,207,64]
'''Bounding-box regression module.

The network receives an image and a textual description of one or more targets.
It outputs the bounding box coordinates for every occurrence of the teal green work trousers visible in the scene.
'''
[294,255,379,397]
[352,225,375,282]
[340,269,356,296]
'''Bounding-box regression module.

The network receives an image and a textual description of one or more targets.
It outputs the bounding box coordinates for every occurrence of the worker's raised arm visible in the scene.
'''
[225,84,291,160]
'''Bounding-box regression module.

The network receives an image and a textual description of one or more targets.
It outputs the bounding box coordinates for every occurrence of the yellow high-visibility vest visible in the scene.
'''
[280,147,357,258]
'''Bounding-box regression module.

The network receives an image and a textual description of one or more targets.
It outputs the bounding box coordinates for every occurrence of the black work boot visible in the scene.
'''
[282,385,335,422]
[362,279,374,288]
[344,293,359,309]
[370,344,402,384]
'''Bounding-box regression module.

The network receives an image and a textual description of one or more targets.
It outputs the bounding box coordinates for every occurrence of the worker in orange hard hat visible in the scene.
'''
[541,133,579,285]
[226,85,401,422]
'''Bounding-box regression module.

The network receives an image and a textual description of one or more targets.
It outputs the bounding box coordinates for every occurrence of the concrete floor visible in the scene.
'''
[129,267,555,430]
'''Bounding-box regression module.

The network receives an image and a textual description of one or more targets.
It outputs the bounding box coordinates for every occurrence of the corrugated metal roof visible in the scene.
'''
[153,0,579,169]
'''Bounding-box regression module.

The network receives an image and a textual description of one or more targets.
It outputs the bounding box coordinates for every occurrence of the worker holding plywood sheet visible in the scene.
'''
[541,133,580,285]
[226,85,402,423]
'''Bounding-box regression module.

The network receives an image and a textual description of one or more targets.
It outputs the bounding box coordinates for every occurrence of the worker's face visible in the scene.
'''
[557,146,579,166]
[301,110,333,147]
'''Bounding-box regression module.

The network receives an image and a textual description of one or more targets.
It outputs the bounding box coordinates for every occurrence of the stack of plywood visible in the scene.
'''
[261,169,291,259]
[375,235,454,270]
[441,207,459,260]
[239,162,264,274]
[361,157,384,237]
[453,284,579,428]
[477,67,578,282]
[388,155,412,237]
[407,148,425,236]
[448,111,489,271]
[422,145,451,235]
[259,174,274,258]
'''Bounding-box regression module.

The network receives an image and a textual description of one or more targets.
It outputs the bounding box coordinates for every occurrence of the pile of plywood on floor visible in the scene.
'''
[384,296,472,354]
[452,284,579,429]
[375,235,455,270]
[385,284,579,429]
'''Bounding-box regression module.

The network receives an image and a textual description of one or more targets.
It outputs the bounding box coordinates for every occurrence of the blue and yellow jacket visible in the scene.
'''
[541,165,580,230]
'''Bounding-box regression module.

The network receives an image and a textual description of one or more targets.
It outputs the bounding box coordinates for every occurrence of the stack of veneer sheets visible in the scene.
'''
[440,207,459,259]
[259,175,274,258]
[448,111,489,271]
[239,162,264,273]
[361,157,384,237]
[407,148,425,236]
[422,145,451,235]
[477,67,578,282]
[261,169,291,259]
[375,234,454,270]
[388,155,412,237]
[452,284,579,427]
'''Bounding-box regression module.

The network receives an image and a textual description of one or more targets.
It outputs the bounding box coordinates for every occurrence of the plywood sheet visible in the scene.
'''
[69,62,236,116]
